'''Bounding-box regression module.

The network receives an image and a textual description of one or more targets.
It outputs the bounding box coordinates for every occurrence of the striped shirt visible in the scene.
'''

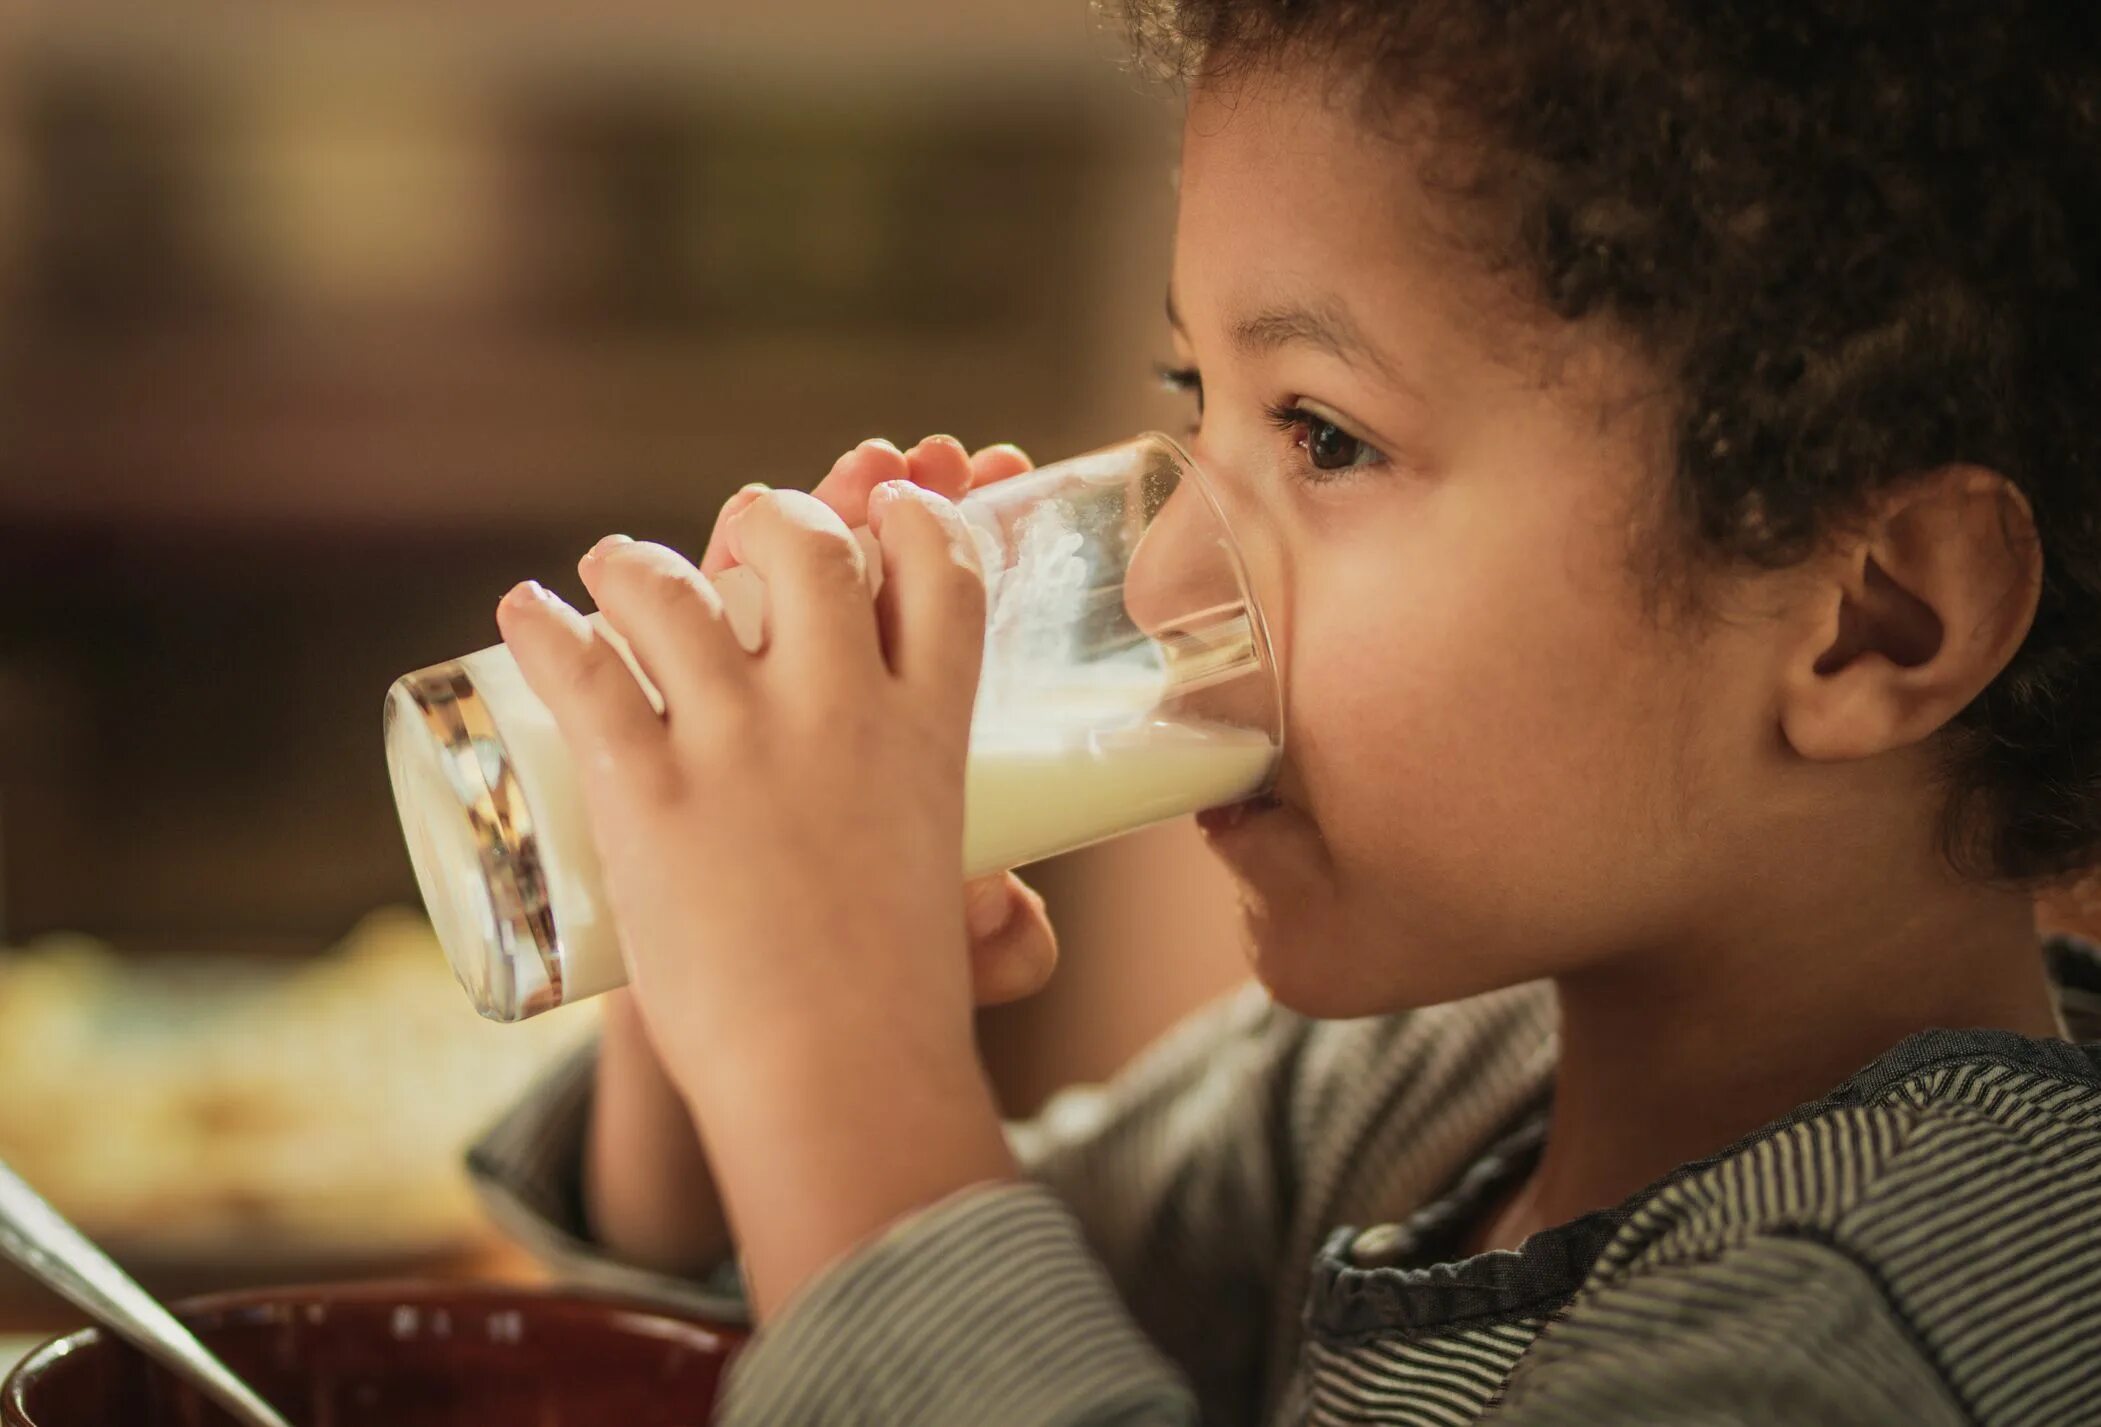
[470,936,2101,1425]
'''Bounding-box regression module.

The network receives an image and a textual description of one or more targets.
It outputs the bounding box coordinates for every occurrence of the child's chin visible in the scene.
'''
[1241,914,1512,1020]
[1238,914,1386,1018]
[1250,960,1394,1020]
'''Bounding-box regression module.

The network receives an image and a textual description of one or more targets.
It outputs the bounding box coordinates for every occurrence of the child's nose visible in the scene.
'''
[1124,479,1223,639]
[1125,481,1278,731]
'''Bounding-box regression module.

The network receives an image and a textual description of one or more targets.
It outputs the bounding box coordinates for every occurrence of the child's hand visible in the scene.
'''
[494,434,1040,1318]
[697,435,1058,1009]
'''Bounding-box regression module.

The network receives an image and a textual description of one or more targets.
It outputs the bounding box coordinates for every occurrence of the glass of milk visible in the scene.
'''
[385,432,1282,1021]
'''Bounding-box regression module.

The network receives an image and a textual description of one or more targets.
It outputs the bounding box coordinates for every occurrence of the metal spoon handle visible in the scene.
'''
[0,1158,296,1427]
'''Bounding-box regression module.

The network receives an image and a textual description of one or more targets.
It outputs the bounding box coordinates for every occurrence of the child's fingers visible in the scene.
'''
[774,436,900,545]
[703,439,909,577]
[496,581,667,774]
[904,435,974,501]
[721,489,885,679]
[577,537,747,714]
[700,437,973,580]
[698,484,774,577]
[868,481,988,706]
[965,873,1058,1006]
[967,443,1034,488]
[698,439,1016,579]
[808,436,910,528]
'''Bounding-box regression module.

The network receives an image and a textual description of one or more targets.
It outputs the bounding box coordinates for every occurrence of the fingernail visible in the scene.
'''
[502,579,550,610]
[721,486,769,535]
[866,481,924,530]
[966,880,1018,940]
[862,437,902,456]
[583,534,633,563]
[926,433,964,452]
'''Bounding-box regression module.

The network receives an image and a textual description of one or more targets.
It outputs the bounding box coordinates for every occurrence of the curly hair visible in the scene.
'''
[1116,0,2101,886]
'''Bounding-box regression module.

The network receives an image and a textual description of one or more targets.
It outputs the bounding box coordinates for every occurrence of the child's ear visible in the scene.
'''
[1778,466,2041,763]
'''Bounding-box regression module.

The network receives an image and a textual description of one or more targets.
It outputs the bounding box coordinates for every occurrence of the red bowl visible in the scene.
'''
[1,1281,746,1426]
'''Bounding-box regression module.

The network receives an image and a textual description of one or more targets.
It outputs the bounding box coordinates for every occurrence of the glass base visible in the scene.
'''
[384,667,565,1022]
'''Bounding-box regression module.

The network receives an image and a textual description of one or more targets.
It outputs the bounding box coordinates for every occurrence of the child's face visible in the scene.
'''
[1172,69,1790,1016]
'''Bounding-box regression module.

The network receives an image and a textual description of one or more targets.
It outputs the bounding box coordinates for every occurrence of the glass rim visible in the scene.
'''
[1136,429,1288,768]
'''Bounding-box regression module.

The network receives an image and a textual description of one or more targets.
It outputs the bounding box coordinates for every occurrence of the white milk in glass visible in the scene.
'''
[961,722,1275,875]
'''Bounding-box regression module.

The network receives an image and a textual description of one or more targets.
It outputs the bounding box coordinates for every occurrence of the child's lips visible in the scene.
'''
[1196,790,1286,836]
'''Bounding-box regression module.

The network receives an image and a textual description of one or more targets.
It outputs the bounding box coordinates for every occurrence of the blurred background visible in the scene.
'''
[0,0,1250,1326]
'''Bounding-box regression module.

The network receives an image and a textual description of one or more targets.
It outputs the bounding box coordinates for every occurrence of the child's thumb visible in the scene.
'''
[965,873,1058,1006]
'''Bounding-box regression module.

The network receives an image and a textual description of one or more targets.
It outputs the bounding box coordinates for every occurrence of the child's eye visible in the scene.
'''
[1153,362,1204,434]
[1264,402,1384,481]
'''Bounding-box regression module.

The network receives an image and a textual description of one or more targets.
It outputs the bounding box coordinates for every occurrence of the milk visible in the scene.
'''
[961,722,1276,875]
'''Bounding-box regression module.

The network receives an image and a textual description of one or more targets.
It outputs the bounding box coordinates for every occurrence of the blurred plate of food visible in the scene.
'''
[0,908,595,1289]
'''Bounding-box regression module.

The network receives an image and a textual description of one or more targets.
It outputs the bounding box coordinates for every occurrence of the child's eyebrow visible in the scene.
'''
[1167,284,1417,398]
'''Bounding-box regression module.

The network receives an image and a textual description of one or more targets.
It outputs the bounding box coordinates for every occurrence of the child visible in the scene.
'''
[470,2,2101,1423]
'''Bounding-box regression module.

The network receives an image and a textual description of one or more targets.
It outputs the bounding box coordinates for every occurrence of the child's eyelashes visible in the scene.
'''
[1263,401,1385,484]
[1150,361,1386,485]
[1154,361,1202,401]
[1154,362,1204,435]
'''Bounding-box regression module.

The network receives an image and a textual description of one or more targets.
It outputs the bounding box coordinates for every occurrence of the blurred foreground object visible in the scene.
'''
[0,909,594,1282]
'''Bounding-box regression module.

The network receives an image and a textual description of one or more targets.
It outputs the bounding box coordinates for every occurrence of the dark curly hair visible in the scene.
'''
[1116,0,2101,886]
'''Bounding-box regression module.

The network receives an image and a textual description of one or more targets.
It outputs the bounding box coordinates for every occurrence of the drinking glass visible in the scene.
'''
[385,432,1281,1021]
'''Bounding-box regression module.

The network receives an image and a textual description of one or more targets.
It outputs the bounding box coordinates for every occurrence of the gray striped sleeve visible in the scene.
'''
[465,1040,751,1321]
[718,1183,1197,1427]
[1490,1232,1969,1426]
[466,983,1310,1418]
[1010,983,1308,1425]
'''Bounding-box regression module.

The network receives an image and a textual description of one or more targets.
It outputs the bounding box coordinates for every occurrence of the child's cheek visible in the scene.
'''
[1282,495,1697,987]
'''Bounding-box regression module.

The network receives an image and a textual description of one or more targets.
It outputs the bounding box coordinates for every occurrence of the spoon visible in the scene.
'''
[0,1157,296,1427]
